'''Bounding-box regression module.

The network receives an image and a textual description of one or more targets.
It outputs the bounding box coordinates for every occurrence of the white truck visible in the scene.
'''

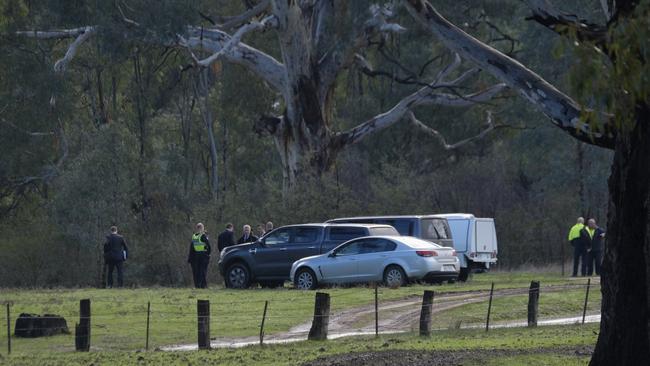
[434,213,498,281]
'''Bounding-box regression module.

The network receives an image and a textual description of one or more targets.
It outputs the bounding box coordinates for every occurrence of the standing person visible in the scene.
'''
[568,217,586,277]
[265,221,274,233]
[581,218,606,276]
[104,226,129,288]
[256,224,266,238]
[217,223,236,253]
[237,224,259,244]
[187,223,211,288]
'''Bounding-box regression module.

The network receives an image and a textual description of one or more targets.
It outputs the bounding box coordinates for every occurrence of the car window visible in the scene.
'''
[335,240,364,256]
[368,226,400,236]
[264,228,291,246]
[421,219,449,240]
[377,219,413,235]
[360,238,397,254]
[292,227,320,243]
[327,227,366,241]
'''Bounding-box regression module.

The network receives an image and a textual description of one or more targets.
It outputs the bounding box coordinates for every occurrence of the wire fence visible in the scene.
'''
[0,279,601,354]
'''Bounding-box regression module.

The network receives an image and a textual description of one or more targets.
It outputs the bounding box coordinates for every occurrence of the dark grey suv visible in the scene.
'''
[218,223,399,288]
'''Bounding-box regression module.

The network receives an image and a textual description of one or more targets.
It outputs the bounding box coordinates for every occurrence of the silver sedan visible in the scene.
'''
[290,236,459,290]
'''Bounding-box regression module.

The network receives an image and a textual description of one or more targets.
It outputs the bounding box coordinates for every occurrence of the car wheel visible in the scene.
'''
[294,268,318,290]
[458,268,470,282]
[383,265,407,288]
[225,263,251,289]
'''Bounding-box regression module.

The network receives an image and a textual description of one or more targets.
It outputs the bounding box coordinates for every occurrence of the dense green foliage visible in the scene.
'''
[0,1,612,287]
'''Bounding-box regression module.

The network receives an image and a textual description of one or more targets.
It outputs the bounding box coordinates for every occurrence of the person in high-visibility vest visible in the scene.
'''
[187,222,211,288]
[568,217,586,277]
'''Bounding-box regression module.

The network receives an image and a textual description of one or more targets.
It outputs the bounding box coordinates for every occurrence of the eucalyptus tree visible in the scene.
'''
[404,1,649,364]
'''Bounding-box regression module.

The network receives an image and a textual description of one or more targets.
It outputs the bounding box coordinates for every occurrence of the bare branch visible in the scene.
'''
[433,53,461,84]
[523,0,608,48]
[16,27,91,39]
[184,26,286,92]
[318,2,407,99]
[0,118,55,136]
[212,0,270,30]
[53,26,96,73]
[186,15,277,68]
[403,0,615,149]
[332,82,506,148]
[408,110,497,150]
[116,0,141,27]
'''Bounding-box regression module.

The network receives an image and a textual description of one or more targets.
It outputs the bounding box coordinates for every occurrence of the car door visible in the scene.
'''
[253,227,292,277]
[320,239,365,283]
[356,238,398,281]
[285,226,323,272]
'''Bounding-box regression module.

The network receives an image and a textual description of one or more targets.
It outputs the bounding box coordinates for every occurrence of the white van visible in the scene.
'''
[434,214,498,281]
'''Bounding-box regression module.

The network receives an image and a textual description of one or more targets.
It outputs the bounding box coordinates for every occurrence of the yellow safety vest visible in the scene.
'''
[568,223,584,241]
[192,233,206,252]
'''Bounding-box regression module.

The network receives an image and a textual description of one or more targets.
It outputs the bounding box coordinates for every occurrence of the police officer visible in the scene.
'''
[568,217,586,277]
[187,222,211,288]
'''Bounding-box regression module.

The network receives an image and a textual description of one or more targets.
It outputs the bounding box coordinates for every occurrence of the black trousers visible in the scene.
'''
[587,250,602,276]
[572,244,587,276]
[190,256,210,288]
[107,260,124,288]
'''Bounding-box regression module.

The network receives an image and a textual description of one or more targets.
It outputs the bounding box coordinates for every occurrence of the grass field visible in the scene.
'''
[0,271,600,365]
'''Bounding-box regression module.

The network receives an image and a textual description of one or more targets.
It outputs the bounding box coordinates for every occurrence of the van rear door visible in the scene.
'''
[473,219,498,264]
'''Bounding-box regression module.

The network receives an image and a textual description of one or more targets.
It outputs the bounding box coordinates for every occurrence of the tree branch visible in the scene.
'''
[318,2,406,100]
[408,110,497,150]
[210,0,270,30]
[184,26,286,92]
[182,15,277,68]
[332,82,506,148]
[53,26,96,72]
[522,0,608,48]
[17,26,97,73]
[403,0,616,149]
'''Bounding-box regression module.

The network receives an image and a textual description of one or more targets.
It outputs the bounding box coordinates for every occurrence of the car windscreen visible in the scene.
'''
[368,227,400,236]
[420,219,450,240]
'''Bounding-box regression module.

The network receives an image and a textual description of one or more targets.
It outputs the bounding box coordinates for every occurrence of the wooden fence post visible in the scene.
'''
[485,282,494,332]
[145,301,151,351]
[308,292,330,341]
[528,281,540,327]
[419,290,435,336]
[259,300,268,346]
[75,299,91,351]
[374,285,379,337]
[197,300,210,350]
[6,303,10,355]
[582,278,591,324]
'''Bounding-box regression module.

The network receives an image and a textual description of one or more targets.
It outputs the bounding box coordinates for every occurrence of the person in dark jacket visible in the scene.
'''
[580,218,606,276]
[187,222,211,288]
[217,223,236,253]
[104,226,129,288]
[237,224,258,244]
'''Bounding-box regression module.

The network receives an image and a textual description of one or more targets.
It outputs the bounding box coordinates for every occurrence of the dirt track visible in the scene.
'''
[162,282,599,350]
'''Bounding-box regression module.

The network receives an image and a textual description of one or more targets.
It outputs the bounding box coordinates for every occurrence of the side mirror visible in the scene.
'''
[328,252,336,258]
[258,238,266,247]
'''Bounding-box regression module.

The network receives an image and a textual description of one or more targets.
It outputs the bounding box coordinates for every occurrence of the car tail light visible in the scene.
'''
[416,250,438,257]
[452,250,457,256]
[469,252,476,258]
[491,250,497,258]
